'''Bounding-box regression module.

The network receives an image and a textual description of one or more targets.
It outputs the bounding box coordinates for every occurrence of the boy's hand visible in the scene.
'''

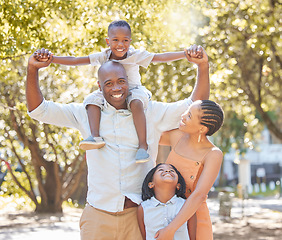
[34,48,53,62]
[28,49,53,70]
[184,45,208,66]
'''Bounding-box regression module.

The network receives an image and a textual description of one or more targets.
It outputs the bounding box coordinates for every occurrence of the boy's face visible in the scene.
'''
[106,26,132,60]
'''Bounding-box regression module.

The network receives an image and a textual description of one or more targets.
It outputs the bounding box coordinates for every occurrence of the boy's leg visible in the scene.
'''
[130,99,149,163]
[87,104,101,138]
[79,105,105,150]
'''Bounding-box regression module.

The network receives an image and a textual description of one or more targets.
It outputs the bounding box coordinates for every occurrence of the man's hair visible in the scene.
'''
[108,20,131,35]
[141,163,186,201]
[199,100,224,136]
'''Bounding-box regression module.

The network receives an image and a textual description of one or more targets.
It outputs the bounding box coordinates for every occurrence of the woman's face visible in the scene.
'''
[179,101,202,133]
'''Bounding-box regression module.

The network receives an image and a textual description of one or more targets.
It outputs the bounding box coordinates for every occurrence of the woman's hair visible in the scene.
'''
[108,20,131,34]
[199,100,224,136]
[141,163,186,201]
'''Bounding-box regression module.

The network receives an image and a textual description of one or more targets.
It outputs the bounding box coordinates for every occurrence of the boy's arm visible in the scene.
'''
[34,48,90,66]
[152,48,203,63]
[52,56,90,65]
[137,205,146,240]
[152,51,185,63]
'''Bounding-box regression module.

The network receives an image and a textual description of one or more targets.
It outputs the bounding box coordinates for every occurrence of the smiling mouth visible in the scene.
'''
[116,49,125,52]
[112,94,123,98]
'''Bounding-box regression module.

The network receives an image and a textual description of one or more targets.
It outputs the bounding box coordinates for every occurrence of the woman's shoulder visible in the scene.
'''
[204,145,223,163]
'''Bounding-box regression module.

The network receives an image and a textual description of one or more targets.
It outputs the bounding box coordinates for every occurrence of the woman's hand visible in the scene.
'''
[154,227,175,240]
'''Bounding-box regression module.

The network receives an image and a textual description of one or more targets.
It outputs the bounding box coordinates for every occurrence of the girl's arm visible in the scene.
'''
[137,205,146,240]
[152,51,185,63]
[155,149,223,240]
[51,56,91,65]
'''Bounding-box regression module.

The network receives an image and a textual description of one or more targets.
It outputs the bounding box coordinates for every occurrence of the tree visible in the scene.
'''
[200,0,282,143]
[1,0,205,212]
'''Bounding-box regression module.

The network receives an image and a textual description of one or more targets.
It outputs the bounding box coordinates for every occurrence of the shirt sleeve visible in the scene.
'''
[28,99,89,134]
[150,98,193,133]
[88,51,107,66]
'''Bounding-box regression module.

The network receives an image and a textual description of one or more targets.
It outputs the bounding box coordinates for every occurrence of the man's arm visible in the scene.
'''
[26,52,53,112]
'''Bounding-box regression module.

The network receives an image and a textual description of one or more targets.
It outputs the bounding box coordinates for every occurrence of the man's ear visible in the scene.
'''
[148,182,154,189]
[98,81,102,91]
[105,38,110,47]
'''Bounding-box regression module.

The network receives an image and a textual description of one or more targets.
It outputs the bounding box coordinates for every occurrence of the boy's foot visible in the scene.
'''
[135,148,150,163]
[79,136,105,150]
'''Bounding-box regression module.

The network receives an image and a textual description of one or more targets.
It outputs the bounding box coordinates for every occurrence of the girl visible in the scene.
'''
[155,100,224,240]
[137,163,195,240]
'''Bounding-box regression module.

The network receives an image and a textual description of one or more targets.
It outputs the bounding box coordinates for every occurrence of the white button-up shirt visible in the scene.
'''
[28,97,192,212]
[141,196,190,240]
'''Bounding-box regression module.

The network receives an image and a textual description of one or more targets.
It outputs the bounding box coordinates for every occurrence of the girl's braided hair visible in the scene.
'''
[199,100,224,136]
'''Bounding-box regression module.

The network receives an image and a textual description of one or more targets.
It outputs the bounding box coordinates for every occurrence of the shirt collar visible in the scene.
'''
[104,47,135,61]
[151,195,178,207]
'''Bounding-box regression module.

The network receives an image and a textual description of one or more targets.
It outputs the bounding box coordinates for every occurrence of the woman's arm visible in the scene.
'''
[137,205,146,240]
[155,148,223,240]
[187,213,197,240]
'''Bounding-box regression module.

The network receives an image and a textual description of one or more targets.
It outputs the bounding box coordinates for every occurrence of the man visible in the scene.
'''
[26,45,210,240]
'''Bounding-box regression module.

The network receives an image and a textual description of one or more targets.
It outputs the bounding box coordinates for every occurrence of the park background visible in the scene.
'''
[0,0,281,239]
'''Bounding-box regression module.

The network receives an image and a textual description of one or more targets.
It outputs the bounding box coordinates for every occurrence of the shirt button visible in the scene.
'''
[190,175,194,179]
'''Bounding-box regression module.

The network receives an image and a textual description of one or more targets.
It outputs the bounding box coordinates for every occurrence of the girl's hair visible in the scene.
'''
[199,100,224,136]
[142,163,186,201]
[108,20,131,34]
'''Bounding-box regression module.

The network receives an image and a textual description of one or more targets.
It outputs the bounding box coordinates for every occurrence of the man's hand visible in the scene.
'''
[28,48,53,70]
[184,45,208,67]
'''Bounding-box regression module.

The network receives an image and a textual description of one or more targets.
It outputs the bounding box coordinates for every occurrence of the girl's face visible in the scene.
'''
[150,164,179,188]
[179,101,202,133]
[106,26,132,60]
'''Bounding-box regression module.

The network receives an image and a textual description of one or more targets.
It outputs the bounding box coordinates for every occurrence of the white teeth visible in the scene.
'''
[116,49,124,52]
[112,94,122,98]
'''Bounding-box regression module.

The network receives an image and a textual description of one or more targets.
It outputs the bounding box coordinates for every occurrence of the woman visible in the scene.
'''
[156,99,224,240]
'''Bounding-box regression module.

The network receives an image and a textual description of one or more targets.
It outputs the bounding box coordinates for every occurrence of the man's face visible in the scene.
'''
[98,63,129,110]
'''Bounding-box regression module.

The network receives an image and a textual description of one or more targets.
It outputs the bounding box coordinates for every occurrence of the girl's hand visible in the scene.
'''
[154,227,175,240]
[184,45,208,67]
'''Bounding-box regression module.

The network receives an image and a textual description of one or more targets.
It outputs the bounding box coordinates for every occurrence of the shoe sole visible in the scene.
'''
[79,141,106,150]
[135,158,150,164]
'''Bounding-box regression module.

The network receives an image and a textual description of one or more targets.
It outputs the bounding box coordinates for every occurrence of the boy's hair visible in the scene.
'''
[108,20,131,35]
[142,163,186,201]
[199,100,224,136]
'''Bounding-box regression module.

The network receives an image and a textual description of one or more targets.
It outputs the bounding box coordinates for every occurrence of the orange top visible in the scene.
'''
[166,148,213,240]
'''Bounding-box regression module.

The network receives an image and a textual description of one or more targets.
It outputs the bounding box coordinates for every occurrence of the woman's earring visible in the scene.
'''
[198,133,202,143]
